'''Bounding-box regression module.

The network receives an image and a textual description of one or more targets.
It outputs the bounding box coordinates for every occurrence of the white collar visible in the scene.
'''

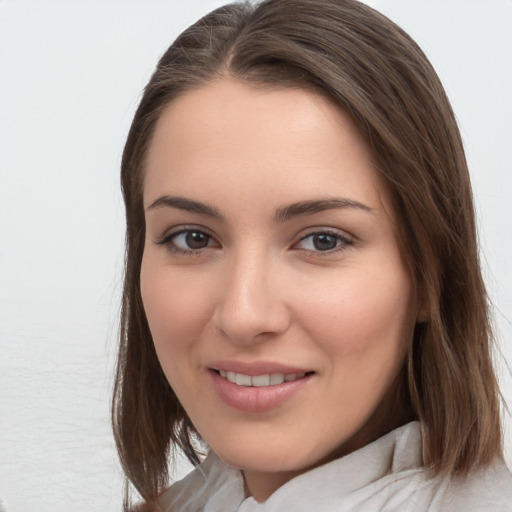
[201,421,423,510]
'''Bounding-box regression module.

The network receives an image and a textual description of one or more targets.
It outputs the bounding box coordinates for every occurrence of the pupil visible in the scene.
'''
[313,233,337,251]
[186,231,209,249]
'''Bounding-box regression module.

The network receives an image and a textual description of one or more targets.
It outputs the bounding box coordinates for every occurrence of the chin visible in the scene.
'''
[208,431,328,474]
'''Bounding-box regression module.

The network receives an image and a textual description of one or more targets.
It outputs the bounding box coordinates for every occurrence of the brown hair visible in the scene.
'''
[112,0,502,509]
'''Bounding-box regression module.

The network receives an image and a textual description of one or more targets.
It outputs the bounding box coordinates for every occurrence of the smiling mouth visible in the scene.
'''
[212,369,314,387]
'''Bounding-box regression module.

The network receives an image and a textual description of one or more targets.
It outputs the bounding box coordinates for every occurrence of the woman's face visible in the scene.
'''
[141,79,415,500]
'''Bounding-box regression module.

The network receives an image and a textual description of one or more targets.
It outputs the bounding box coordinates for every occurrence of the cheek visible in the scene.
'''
[295,264,412,361]
[140,256,213,372]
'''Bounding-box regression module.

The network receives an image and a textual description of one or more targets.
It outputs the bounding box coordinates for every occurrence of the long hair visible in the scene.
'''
[112,0,502,509]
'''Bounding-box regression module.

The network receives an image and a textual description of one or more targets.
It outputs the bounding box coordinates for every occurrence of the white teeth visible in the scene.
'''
[285,373,305,381]
[252,374,270,387]
[235,373,252,386]
[218,371,306,387]
[270,373,285,385]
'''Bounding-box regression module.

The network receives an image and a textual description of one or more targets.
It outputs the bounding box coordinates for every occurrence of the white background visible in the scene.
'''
[1,1,511,511]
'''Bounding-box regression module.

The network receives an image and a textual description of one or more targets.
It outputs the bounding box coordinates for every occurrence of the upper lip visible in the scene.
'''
[208,360,313,376]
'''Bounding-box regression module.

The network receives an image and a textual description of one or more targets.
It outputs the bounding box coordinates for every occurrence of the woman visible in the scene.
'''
[112,0,512,510]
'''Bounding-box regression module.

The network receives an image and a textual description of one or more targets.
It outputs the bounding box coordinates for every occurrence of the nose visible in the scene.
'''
[212,251,291,344]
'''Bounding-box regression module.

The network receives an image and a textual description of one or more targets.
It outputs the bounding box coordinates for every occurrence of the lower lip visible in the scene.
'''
[208,370,313,413]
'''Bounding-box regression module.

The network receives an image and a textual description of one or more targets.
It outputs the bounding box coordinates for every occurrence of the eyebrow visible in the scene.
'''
[146,195,373,221]
[274,198,373,222]
[146,195,223,219]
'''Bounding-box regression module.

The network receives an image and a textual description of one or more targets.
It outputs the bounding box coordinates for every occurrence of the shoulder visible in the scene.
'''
[435,458,512,511]
[363,424,512,512]
[158,458,210,512]
[159,452,244,512]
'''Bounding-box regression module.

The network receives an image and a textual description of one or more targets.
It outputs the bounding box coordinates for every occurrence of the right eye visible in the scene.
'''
[156,228,218,254]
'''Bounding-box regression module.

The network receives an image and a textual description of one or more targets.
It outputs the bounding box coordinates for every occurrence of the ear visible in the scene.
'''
[415,292,429,323]
[417,307,429,324]
[413,281,430,324]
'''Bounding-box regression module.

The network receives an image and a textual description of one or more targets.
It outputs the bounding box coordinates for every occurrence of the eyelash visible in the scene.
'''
[155,227,354,256]
[295,230,354,255]
[155,227,217,256]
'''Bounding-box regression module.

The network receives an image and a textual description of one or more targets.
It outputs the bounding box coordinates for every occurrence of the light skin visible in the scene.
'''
[140,79,418,502]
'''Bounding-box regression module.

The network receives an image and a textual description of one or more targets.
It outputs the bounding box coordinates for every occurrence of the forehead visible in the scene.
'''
[143,79,394,219]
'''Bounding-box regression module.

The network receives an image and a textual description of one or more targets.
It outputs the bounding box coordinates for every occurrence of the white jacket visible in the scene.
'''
[160,422,512,511]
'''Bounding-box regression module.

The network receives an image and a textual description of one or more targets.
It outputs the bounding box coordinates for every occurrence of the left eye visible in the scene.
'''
[296,232,351,252]
[168,229,215,250]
